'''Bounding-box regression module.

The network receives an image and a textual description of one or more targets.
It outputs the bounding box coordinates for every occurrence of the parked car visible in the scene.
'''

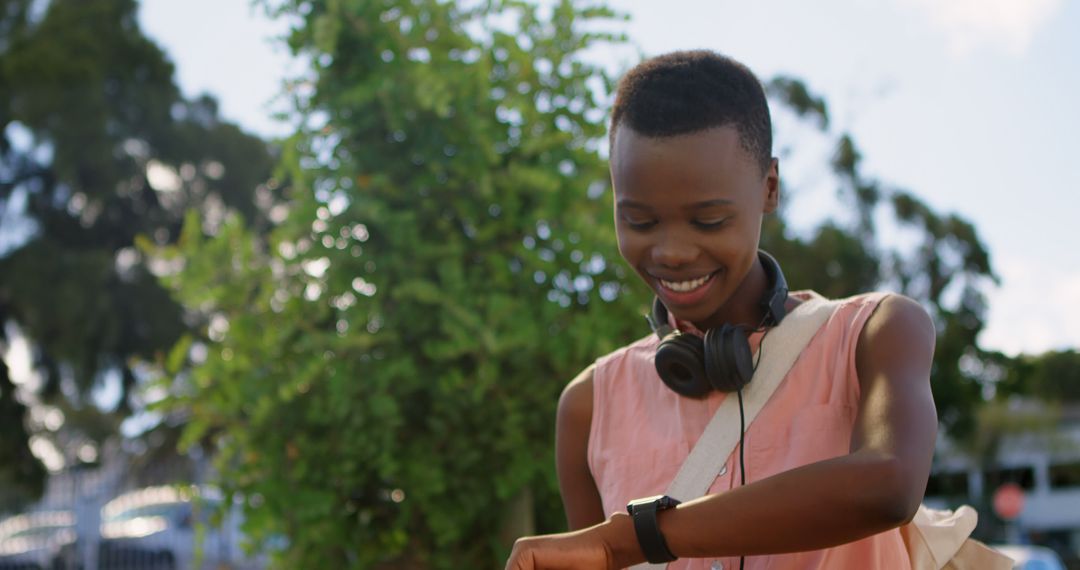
[992,544,1067,570]
[97,485,259,570]
[0,510,78,570]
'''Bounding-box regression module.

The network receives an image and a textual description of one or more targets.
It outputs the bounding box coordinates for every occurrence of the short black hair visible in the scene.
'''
[610,50,773,172]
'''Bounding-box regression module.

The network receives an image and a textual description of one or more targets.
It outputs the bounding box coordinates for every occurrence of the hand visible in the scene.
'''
[504,531,613,570]
[504,513,642,570]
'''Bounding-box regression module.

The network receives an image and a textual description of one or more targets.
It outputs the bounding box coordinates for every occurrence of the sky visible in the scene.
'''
[132,0,1079,357]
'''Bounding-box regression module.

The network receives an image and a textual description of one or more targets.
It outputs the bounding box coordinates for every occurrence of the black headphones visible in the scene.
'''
[646,250,789,398]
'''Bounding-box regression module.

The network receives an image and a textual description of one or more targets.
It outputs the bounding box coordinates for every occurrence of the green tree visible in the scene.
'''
[0,0,275,506]
[156,0,640,566]
[765,78,997,442]
[1018,349,1080,402]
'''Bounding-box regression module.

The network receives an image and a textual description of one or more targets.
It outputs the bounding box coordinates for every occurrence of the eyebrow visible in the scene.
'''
[616,198,735,210]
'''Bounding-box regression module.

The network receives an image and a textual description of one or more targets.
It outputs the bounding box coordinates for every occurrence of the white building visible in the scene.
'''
[924,401,1080,561]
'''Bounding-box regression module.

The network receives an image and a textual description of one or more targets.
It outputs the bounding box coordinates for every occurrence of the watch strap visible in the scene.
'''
[627,496,680,563]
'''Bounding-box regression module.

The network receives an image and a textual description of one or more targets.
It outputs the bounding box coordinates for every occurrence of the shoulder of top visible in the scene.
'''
[560,333,655,408]
[804,291,933,345]
[788,289,884,314]
[591,332,658,369]
[829,289,893,307]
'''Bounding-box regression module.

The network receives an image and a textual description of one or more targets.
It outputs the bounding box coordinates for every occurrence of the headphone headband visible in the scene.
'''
[758,250,788,327]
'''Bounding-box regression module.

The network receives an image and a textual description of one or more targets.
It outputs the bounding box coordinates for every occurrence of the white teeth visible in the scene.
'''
[659,273,711,292]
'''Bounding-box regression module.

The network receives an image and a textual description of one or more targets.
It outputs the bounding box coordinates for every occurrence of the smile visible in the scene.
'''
[655,271,718,293]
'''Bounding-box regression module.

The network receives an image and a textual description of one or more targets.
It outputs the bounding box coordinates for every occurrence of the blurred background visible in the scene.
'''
[1,0,1077,568]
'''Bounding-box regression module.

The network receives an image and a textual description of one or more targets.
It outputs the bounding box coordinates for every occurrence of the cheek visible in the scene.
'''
[714,230,754,259]
[717,218,761,255]
[615,229,647,273]
[699,227,759,278]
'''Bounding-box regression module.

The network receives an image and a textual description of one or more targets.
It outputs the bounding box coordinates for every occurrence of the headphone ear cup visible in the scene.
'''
[654,332,712,399]
[705,325,754,392]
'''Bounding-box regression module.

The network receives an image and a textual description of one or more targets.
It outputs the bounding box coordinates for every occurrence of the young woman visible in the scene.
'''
[504,51,937,570]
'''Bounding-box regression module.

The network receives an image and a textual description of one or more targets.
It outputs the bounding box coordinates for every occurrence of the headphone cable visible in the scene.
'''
[737,324,771,570]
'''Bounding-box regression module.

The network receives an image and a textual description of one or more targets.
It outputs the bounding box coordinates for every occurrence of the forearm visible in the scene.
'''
[608,450,918,566]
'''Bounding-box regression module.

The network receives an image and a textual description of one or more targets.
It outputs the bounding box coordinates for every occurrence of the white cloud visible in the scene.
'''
[979,254,1080,356]
[896,0,1063,57]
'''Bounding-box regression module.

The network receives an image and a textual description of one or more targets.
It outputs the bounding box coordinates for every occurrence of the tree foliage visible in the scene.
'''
[0,0,275,507]
[765,76,998,441]
[156,0,642,567]
[995,349,1080,403]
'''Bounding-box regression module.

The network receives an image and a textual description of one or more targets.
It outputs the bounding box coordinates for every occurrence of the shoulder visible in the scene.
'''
[854,293,936,385]
[801,289,929,344]
[557,333,656,430]
[858,293,935,352]
[558,363,595,425]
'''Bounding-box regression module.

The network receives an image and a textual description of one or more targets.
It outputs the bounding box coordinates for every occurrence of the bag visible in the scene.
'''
[900,504,1012,569]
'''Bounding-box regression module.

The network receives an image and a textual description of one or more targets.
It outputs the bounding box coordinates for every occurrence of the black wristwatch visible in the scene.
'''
[626,495,681,564]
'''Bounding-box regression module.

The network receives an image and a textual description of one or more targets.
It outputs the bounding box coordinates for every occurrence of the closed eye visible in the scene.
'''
[619,213,658,230]
[693,218,729,230]
[625,220,657,230]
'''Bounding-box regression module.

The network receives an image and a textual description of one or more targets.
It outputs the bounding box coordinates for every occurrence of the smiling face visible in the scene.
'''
[611,125,779,330]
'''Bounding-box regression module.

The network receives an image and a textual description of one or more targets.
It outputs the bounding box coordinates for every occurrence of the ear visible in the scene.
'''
[763,158,780,214]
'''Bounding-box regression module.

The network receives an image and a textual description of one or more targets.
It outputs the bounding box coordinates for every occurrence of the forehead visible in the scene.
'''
[610,126,760,203]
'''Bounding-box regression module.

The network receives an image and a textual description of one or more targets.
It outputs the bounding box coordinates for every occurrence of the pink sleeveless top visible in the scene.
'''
[588,291,911,569]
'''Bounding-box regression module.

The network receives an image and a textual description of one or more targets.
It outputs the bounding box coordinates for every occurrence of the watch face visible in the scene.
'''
[657,496,681,509]
[627,495,681,514]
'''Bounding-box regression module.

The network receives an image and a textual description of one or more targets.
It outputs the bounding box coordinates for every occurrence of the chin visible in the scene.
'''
[678,305,718,328]
[663,295,721,327]
[679,282,732,317]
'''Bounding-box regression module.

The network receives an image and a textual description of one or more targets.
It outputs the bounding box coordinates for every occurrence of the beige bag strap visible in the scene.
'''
[635,295,838,570]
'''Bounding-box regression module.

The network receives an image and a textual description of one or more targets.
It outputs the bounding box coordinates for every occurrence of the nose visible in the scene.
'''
[651,230,699,269]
